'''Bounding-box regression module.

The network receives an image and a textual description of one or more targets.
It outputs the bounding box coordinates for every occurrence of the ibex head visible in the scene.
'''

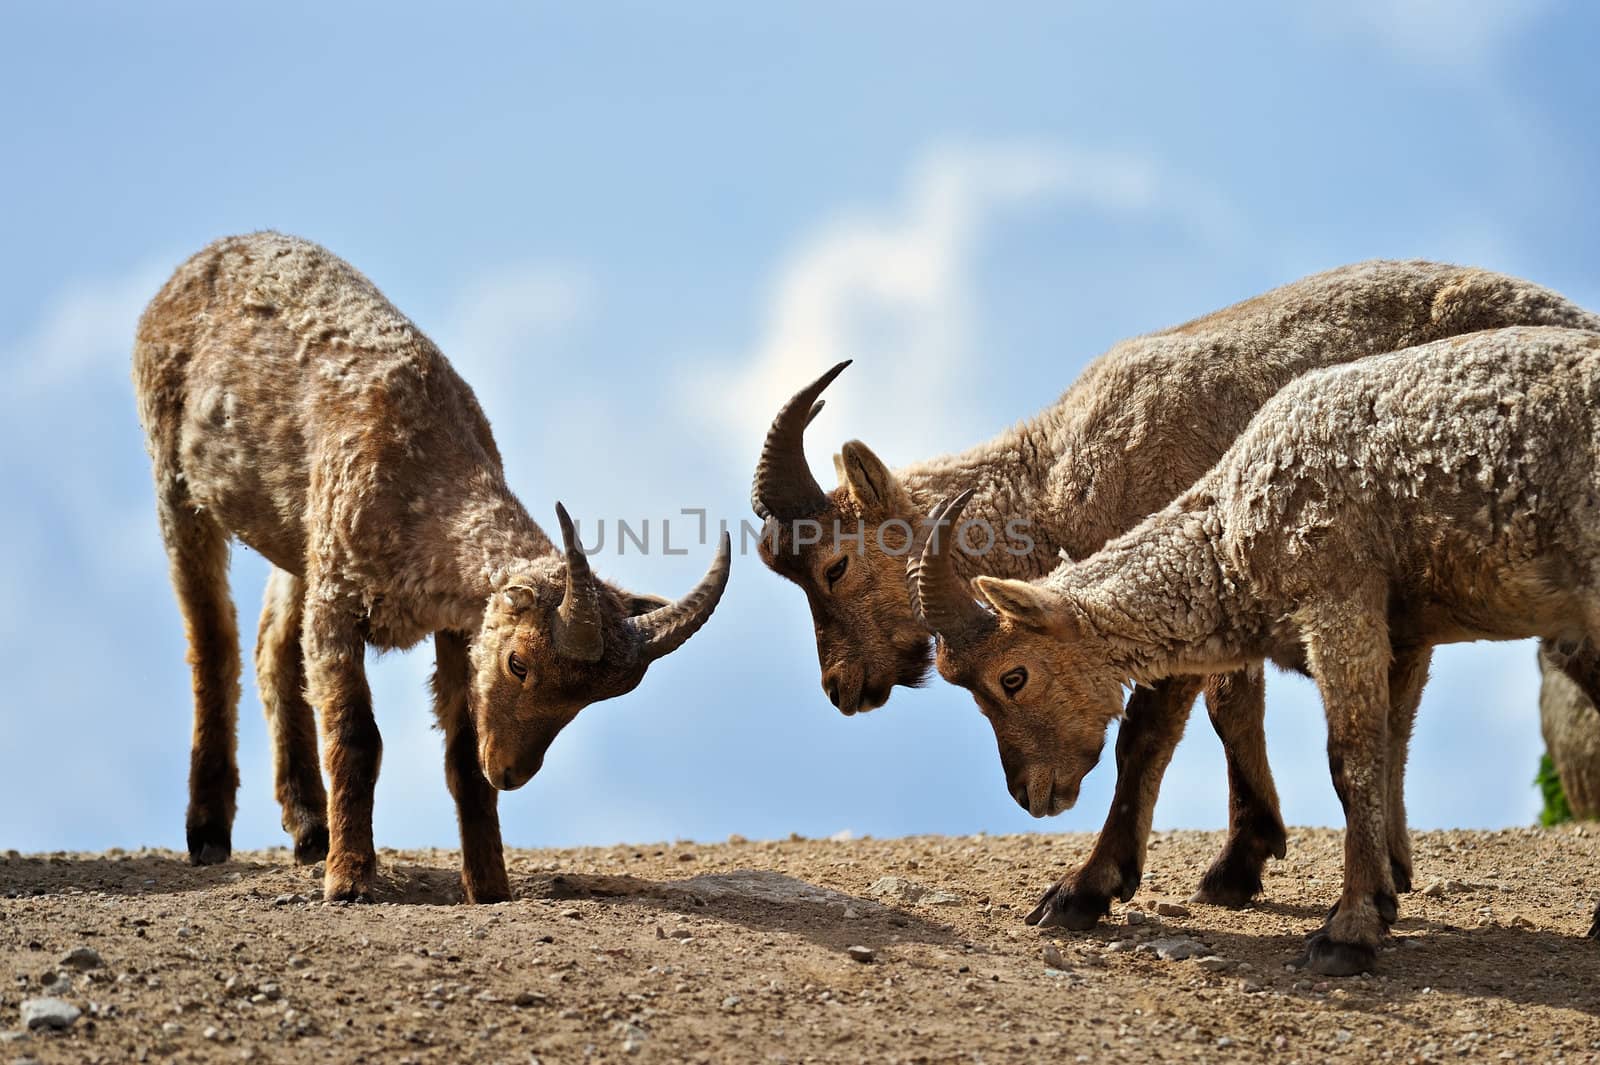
[910,491,1123,817]
[751,361,935,714]
[470,503,731,790]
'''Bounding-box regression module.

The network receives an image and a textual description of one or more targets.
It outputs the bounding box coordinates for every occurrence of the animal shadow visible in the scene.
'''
[520,868,967,953]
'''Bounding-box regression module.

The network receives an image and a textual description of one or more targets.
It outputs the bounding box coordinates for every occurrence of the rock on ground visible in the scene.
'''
[19,997,80,1030]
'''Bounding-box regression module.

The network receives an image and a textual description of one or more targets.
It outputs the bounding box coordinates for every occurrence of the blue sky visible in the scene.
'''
[3,2,1598,854]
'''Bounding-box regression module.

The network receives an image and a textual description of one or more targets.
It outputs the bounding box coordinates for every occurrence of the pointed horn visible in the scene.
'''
[629,531,733,662]
[907,489,995,645]
[553,502,605,662]
[751,360,851,521]
[903,494,949,625]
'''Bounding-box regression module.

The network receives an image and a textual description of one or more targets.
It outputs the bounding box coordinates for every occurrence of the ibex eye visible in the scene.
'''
[824,557,848,586]
[507,651,528,682]
[1000,667,1028,696]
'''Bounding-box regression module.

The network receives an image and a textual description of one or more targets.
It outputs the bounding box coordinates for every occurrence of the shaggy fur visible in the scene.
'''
[928,326,1600,974]
[758,261,1600,924]
[134,232,729,903]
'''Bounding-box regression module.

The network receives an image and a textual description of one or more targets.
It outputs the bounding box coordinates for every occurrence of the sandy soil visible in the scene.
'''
[3,827,1599,1063]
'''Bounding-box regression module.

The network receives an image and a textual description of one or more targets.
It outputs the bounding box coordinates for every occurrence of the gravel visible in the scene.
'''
[1,828,1593,1063]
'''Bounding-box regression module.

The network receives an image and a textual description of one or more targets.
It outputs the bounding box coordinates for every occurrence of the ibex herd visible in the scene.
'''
[134,232,1600,976]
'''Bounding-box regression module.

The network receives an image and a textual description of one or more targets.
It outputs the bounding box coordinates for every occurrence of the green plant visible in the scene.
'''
[1537,753,1573,827]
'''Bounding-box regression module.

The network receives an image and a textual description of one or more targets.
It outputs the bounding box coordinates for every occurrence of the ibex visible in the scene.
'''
[915,326,1600,974]
[134,232,729,903]
[754,262,1600,927]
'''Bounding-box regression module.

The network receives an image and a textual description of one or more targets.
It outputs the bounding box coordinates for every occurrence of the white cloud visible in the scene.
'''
[442,264,593,381]
[692,141,1198,469]
[1304,0,1551,68]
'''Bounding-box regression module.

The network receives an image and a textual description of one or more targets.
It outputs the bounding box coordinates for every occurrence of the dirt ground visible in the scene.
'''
[2,827,1598,1064]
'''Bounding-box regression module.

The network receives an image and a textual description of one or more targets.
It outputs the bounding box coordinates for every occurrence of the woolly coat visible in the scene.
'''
[898,263,1600,579]
[1046,325,1600,679]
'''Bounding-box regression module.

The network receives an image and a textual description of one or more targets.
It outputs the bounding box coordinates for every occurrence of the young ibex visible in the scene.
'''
[754,262,1600,926]
[134,232,730,903]
[914,326,1600,974]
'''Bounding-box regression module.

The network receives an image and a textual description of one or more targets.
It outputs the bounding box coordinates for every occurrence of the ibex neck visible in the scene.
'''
[1050,501,1255,682]
[430,474,559,602]
[896,419,1058,580]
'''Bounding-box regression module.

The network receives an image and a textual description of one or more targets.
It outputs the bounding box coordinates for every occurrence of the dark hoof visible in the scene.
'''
[1245,818,1290,863]
[1191,861,1264,908]
[293,824,330,866]
[1586,910,1598,941]
[186,823,232,866]
[1026,883,1112,931]
[1376,891,1400,927]
[1390,858,1413,895]
[1115,860,1143,903]
[1302,932,1377,977]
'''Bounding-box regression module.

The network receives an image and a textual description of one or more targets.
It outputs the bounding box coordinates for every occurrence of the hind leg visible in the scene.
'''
[156,486,240,866]
[1193,666,1289,907]
[1384,646,1430,894]
[255,568,329,865]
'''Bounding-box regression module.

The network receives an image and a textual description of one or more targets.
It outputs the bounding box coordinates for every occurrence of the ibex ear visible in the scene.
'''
[622,592,671,617]
[501,584,539,613]
[840,440,907,516]
[972,577,1078,634]
[831,453,846,484]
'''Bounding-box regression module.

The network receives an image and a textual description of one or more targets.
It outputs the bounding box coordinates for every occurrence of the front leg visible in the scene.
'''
[1302,605,1397,976]
[433,631,510,903]
[304,597,381,902]
[1193,666,1289,906]
[1028,677,1199,930]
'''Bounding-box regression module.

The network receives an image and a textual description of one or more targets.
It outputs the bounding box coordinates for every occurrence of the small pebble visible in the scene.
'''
[1142,937,1207,961]
[59,947,102,971]
[1155,901,1190,918]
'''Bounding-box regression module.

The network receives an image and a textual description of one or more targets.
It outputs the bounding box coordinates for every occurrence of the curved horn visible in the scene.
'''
[629,531,733,662]
[907,489,995,645]
[553,502,605,662]
[751,360,851,521]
